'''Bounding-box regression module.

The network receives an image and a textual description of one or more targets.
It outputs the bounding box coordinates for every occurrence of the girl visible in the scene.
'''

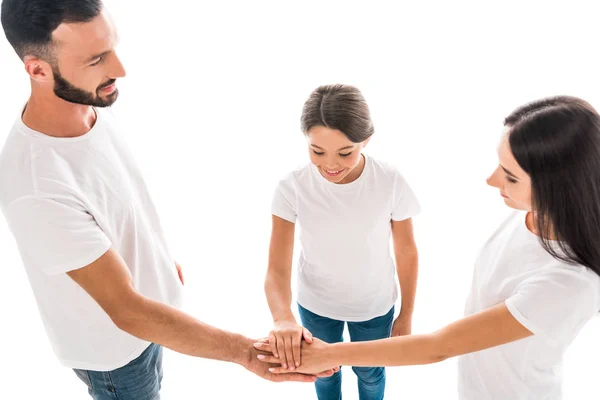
[264,84,420,400]
[258,96,600,399]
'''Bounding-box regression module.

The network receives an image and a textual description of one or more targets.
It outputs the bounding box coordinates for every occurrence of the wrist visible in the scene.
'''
[273,312,296,324]
[327,342,345,366]
[229,334,253,367]
[398,307,414,318]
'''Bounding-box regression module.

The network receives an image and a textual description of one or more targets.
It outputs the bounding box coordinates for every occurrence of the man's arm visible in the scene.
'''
[67,248,322,382]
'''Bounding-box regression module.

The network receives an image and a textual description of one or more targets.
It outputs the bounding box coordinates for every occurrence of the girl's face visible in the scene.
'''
[486,129,532,211]
[306,126,369,184]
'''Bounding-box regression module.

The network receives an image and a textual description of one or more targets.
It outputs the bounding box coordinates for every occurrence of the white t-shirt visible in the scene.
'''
[458,211,600,399]
[0,108,183,371]
[272,155,421,321]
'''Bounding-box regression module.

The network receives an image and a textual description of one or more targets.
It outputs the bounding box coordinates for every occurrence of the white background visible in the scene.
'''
[1,0,599,398]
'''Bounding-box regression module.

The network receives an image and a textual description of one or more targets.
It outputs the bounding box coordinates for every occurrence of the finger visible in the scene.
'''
[283,336,294,370]
[333,366,340,373]
[178,269,185,285]
[276,335,287,368]
[315,369,335,378]
[269,333,278,358]
[302,327,313,343]
[268,366,290,374]
[292,333,301,368]
[254,341,271,351]
[270,372,318,383]
[257,354,281,364]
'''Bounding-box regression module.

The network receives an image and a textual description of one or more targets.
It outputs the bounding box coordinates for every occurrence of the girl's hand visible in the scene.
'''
[254,337,340,375]
[268,320,313,370]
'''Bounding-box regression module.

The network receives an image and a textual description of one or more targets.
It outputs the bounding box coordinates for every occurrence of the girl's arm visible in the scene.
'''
[391,218,419,335]
[264,215,313,370]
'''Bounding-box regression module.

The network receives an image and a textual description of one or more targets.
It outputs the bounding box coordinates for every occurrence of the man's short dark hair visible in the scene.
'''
[1,0,103,60]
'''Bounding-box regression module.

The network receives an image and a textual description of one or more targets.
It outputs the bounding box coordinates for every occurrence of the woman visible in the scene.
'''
[264,84,420,399]
[257,96,600,399]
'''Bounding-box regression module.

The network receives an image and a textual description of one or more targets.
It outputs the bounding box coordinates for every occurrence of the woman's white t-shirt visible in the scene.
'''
[458,211,600,399]
[272,155,421,321]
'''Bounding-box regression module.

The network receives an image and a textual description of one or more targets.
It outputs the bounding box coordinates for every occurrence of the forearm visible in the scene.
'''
[114,294,252,366]
[265,268,295,323]
[331,332,445,367]
[396,252,418,314]
[326,303,531,368]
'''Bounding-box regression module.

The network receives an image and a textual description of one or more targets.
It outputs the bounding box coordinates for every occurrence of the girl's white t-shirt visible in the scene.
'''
[272,155,421,321]
[458,211,600,399]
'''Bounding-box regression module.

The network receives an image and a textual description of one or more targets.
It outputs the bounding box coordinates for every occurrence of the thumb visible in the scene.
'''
[303,327,313,343]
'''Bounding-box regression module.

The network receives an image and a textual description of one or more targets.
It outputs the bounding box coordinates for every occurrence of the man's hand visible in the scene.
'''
[254,337,340,375]
[391,313,412,337]
[175,261,184,285]
[243,339,335,382]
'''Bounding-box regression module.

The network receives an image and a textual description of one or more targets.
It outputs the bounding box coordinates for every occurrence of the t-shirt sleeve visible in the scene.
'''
[271,176,297,223]
[505,266,600,346]
[391,171,421,221]
[4,196,112,276]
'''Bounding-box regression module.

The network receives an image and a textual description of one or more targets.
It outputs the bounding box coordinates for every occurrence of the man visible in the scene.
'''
[0,1,331,398]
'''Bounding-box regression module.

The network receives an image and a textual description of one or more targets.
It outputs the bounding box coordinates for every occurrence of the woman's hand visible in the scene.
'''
[269,320,313,370]
[254,337,339,375]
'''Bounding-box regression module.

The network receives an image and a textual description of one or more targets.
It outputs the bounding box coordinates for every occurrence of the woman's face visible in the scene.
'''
[486,129,533,211]
[306,126,368,184]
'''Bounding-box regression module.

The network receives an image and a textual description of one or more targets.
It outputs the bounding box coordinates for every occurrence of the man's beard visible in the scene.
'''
[52,68,118,107]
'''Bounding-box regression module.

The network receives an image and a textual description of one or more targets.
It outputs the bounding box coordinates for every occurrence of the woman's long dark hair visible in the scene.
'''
[506,96,600,277]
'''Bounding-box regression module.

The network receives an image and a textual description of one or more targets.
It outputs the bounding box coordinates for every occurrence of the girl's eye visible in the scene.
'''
[312,150,325,156]
[505,176,518,184]
[339,152,352,157]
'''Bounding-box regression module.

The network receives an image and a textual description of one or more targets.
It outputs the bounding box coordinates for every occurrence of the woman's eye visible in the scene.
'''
[505,176,518,184]
[312,150,325,156]
[339,152,352,157]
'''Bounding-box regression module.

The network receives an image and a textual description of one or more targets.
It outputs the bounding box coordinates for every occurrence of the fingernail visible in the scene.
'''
[269,368,275,372]
[283,364,287,369]
[290,366,295,371]
[257,355,265,360]
[296,362,300,367]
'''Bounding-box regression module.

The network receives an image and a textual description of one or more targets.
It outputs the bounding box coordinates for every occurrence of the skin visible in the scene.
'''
[21,11,334,382]
[264,126,419,370]
[258,129,537,374]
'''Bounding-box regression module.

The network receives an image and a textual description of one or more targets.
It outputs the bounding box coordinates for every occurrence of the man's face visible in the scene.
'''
[50,10,125,107]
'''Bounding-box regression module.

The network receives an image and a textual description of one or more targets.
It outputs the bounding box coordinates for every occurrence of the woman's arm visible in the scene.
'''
[391,218,419,336]
[258,302,532,373]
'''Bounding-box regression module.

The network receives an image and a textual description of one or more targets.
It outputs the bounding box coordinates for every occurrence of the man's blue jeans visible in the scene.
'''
[73,343,163,400]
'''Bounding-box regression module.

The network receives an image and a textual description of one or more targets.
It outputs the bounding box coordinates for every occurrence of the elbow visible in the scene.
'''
[105,292,143,333]
[412,333,453,365]
[428,332,457,363]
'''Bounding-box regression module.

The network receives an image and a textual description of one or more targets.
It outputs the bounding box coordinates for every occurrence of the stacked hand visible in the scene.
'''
[267,320,314,371]
[254,337,339,375]
[244,340,337,382]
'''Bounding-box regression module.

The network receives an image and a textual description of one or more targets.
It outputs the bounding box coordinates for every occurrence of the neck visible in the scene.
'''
[22,89,97,138]
[526,211,557,240]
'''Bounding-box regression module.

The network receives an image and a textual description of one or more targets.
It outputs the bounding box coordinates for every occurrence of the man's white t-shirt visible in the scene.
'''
[272,155,421,321]
[0,109,183,371]
[458,211,600,399]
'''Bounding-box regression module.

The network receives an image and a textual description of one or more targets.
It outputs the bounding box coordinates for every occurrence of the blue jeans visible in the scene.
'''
[73,343,163,400]
[298,304,395,400]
